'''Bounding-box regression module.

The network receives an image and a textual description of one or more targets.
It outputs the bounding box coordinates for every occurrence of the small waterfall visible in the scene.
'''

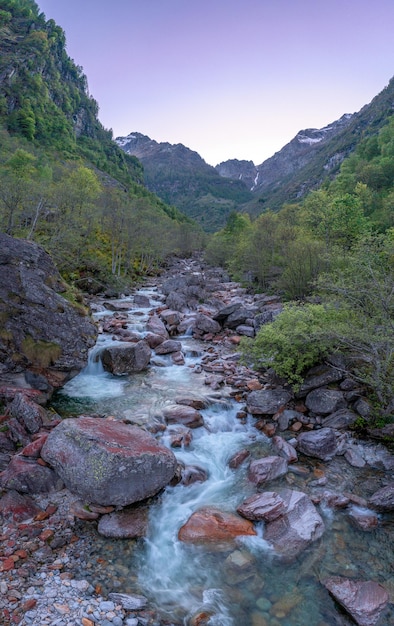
[83,345,105,375]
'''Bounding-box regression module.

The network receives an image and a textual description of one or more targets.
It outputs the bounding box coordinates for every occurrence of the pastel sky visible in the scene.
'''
[37,0,394,166]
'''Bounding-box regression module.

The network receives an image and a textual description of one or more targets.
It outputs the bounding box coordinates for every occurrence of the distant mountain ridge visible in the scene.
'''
[116,132,253,231]
[222,78,394,212]
[117,77,394,226]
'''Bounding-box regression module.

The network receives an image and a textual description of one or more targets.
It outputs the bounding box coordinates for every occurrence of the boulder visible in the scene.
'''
[0,455,63,493]
[213,302,243,323]
[323,409,358,429]
[163,405,204,428]
[323,577,389,626]
[178,507,257,544]
[248,456,288,485]
[369,483,394,512]
[271,435,298,463]
[237,491,287,522]
[297,365,344,396]
[9,393,47,434]
[305,388,346,415]
[297,428,337,461]
[0,489,43,522]
[101,340,151,374]
[194,313,221,335]
[155,339,183,355]
[41,417,177,506]
[254,304,283,331]
[0,233,97,390]
[264,489,325,559]
[224,308,252,329]
[133,294,150,307]
[98,506,149,538]
[228,449,250,469]
[160,309,181,327]
[247,388,292,415]
[146,315,169,338]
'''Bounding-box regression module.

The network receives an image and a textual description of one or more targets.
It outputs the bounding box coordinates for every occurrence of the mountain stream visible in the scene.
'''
[52,283,394,626]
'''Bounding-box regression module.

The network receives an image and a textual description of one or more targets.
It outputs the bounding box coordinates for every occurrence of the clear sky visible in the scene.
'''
[37,0,394,166]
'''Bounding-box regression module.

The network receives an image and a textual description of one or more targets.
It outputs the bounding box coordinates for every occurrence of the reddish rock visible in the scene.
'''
[237,492,286,522]
[248,456,288,485]
[146,315,169,339]
[178,507,257,544]
[0,455,62,493]
[348,507,379,531]
[41,416,177,506]
[170,429,193,448]
[246,379,263,391]
[369,483,394,512]
[9,393,47,434]
[271,435,298,463]
[145,332,165,349]
[20,433,48,458]
[264,489,325,559]
[70,500,99,520]
[175,397,209,411]
[321,491,350,509]
[98,506,149,538]
[323,577,389,626]
[181,465,208,485]
[172,351,185,365]
[228,449,250,469]
[163,405,204,428]
[160,309,181,326]
[155,339,182,355]
[0,490,43,522]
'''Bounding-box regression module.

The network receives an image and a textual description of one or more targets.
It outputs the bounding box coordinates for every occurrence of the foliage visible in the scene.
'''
[240,233,394,413]
[239,304,341,386]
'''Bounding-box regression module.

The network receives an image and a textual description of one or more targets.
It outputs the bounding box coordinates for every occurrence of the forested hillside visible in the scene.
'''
[207,116,394,420]
[0,0,202,291]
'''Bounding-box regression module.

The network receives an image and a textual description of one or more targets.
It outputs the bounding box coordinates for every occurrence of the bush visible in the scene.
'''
[239,303,343,387]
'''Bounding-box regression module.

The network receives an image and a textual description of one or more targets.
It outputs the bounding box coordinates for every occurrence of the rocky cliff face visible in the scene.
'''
[215,159,258,191]
[0,234,97,394]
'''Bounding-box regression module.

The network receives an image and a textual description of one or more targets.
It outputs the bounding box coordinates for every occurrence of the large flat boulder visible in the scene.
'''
[248,456,288,485]
[178,506,257,545]
[297,428,337,461]
[323,577,389,626]
[305,388,346,415]
[247,388,292,415]
[41,416,177,506]
[264,489,325,559]
[0,233,97,390]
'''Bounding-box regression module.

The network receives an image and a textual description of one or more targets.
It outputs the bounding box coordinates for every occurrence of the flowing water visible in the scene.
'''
[53,287,394,625]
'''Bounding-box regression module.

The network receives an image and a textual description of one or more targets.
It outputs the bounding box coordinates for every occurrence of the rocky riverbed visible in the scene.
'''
[1,255,393,626]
